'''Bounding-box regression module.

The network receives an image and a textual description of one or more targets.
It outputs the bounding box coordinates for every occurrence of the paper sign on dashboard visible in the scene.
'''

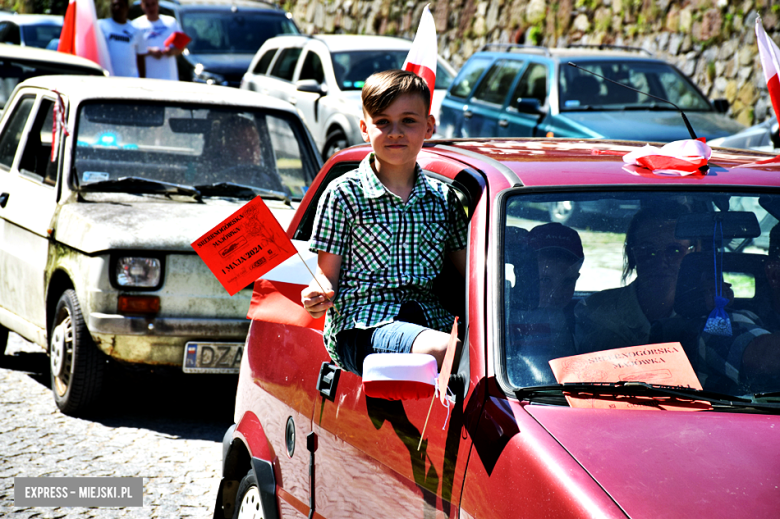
[549,343,710,411]
[192,196,295,296]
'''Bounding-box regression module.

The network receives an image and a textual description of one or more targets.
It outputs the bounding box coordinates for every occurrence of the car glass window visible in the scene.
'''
[22,24,62,49]
[449,56,492,98]
[270,47,302,81]
[472,59,524,105]
[435,60,454,90]
[298,50,324,83]
[253,49,277,75]
[180,11,298,54]
[502,190,780,401]
[19,98,58,184]
[560,60,711,111]
[0,95,35,169]
[0,22,20,45]
[74,102,317,200]
[331,50,407,91]
[510,62,547,106]
[0,59,103,109]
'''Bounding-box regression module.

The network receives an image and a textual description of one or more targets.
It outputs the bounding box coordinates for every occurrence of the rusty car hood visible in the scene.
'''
[54,196,297,254]
[525,405,780,518]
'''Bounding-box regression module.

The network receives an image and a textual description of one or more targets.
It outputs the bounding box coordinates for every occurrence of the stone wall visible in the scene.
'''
[287,0,780,127]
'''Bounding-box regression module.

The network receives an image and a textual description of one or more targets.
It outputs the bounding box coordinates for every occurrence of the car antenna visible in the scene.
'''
[566,62,698,140]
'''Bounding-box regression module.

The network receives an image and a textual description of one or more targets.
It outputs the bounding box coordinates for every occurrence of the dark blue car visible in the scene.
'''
[438,44,746,142]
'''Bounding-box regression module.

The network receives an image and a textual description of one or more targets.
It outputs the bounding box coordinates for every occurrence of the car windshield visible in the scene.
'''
[22,23,62,48]
[74,102,317,199]
[502,190,780,403]
[559,60,712,112]
[331,50,453,91]
[180,11,298,54]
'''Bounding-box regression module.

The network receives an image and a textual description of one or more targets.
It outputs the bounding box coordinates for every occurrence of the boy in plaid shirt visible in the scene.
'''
[301,69,468,375]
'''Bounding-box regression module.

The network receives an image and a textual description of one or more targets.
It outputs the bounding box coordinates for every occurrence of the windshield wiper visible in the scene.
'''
[79,176,202,199]
[621,103,677,111]
[516,381,780,412]
[194,182,291,206]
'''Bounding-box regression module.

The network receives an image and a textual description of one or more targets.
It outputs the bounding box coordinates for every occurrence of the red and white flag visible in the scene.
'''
[756,16,780,120]
[58,0,114,75]
[402,4,437,114]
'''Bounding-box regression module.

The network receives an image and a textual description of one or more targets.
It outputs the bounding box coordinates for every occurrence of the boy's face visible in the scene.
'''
[359,93,434,172]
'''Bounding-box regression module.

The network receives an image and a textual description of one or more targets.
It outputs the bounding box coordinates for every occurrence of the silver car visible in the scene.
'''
[0,76,322,415]
[240,34,458,159]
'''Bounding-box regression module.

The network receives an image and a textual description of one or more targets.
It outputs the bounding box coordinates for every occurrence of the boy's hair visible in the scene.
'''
[361,69,431,116]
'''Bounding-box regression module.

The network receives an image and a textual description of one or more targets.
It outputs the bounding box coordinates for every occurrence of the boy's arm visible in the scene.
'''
[448,249,467,277]
[301,251,342,319]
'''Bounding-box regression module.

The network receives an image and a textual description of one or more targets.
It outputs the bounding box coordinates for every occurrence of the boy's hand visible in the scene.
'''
[301,284,335,319]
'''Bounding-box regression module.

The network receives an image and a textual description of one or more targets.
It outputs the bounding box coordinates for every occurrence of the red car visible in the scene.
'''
[213,138,780,519]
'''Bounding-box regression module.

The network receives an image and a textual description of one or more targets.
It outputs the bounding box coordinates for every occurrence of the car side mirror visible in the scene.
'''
[712,98,729,113]
[297,79,328,96]
[516,97,546,115]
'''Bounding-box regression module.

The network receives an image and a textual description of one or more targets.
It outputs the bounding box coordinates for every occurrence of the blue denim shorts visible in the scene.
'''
[335,320,429,376]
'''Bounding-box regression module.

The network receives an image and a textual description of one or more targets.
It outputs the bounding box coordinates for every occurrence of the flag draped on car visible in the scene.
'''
[756,16,780,120]
[58,0,114,75]
[402,4,437,114]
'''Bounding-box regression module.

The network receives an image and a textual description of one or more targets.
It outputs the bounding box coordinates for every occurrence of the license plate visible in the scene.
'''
[182,342,243,374]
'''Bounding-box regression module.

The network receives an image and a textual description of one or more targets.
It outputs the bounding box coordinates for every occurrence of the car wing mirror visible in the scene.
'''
[712,98,729,114]
[516,97,546,115]
[297,79,328,96]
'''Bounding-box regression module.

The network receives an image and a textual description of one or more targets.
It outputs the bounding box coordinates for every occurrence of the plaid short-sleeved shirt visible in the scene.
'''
[309,153,469,366]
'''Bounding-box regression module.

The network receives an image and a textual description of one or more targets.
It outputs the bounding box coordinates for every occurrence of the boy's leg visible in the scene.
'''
[411,330,462,370]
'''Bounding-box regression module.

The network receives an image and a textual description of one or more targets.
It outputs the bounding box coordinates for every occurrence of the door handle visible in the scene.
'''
[498,119,509,127]
[0,192,8,208]
[463,110,473,119]
[316,362,341,401]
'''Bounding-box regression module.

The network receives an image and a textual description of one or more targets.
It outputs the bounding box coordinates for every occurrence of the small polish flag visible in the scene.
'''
[58,0,114,75]
[363,353,437,401]
[756,16,780,120]
[623,139,711,174]
[402,4,437,114]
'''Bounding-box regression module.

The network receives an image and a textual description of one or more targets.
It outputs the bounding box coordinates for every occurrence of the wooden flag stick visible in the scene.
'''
[418,392,436,451]
[295,249,341,316]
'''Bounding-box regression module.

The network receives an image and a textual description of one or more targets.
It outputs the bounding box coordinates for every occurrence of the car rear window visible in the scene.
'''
[501,189,780,401]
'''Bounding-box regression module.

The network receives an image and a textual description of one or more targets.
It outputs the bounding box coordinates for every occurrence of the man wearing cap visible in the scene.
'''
[528,223,584,311]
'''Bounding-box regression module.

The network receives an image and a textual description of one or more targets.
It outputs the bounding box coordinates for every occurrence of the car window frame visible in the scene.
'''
[469,58,527,109]
[253,48,278,76]
[270,47,303,82]
[0,93,37,172]
[447,55,494,100]
[506,60,550,113]
[17,94,60,187]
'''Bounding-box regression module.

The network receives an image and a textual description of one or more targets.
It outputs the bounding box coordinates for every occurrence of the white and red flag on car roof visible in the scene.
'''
[756,16,780,120]
[58,0,114,75]
[402,4,437,114]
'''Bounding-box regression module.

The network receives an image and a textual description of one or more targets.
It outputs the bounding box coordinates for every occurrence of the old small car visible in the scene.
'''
[213,137,780,518]
[0,75,322,416]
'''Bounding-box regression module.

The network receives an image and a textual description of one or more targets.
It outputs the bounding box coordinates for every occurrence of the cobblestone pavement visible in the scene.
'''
[1,332,238,518]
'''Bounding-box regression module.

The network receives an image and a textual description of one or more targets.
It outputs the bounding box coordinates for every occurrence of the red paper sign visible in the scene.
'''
[164,31,191,49]
[437,317,459,405]
[191,196,295,296]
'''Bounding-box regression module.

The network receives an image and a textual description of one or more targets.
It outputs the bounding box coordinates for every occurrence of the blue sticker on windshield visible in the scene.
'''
[564,100,581,107]
[82,171,110,183]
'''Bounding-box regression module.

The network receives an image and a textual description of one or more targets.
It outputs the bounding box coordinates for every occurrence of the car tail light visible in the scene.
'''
[118,295,160,315]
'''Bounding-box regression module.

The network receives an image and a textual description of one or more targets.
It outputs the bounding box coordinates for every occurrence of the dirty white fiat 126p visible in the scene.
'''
[0,76,321,415]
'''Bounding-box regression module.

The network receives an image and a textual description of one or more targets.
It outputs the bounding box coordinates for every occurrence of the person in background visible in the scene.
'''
[528,222,584,312]
[99,0,146,78]
[133,0,183,80]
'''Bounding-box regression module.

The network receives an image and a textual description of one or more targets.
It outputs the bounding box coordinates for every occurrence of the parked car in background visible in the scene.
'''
[438,44,745,143]
[130,0,299,87]
[0,75,321,416]
[241,34,457,159]
[710,116,780,154]
[0,13,63,48]
[212,137,780,518]
[0,45,106,109]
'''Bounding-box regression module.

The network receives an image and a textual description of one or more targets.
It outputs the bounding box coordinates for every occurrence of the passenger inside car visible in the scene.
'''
[574,204,694,354]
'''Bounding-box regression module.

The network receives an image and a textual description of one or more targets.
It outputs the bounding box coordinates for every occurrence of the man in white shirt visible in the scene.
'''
[99,0,146,77]
[133,0,183,80]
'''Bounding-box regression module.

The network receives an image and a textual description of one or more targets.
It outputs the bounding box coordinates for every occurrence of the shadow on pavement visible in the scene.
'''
[1,347,237,442]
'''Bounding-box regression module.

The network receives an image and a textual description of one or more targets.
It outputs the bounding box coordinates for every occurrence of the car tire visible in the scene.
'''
[234,469,265,519]
[50,289,106,416]
[0,324,8,356]
[549,201,579,225]
[322,130,348,160]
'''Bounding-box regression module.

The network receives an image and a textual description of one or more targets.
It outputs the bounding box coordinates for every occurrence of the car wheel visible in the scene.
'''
[322,130,348,160]
[50,289,106,416]
[234,469,264,519]
[549,201,579,225]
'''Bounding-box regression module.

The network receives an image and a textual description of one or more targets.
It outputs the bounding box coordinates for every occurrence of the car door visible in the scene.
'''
[263,46,304,103]
[0,92,61,338]
[463,59,525,139]
[437,55,492,139]
[501,62,550,138]
[291,47,328,148]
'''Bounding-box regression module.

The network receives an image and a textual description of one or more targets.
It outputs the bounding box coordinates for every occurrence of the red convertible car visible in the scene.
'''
[213,138,780,518]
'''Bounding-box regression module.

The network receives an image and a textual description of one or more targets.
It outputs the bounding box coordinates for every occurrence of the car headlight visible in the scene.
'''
[114,257,162,288]
[192,64,227,86]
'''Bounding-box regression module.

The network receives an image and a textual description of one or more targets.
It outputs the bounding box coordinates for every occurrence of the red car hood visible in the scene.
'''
[526,406,780,518]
